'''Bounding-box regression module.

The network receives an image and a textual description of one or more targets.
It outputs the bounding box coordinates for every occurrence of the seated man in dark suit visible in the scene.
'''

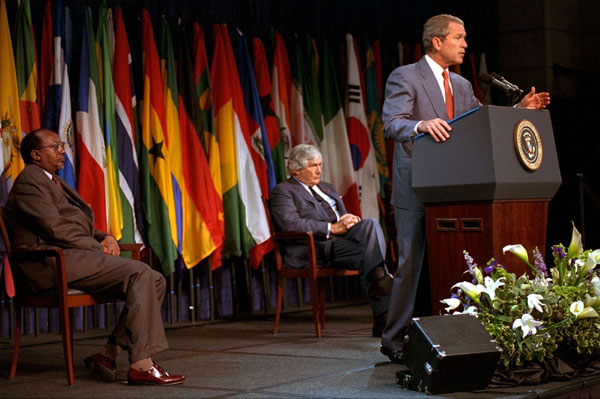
[270,144,392,336]
[4,129,184,386]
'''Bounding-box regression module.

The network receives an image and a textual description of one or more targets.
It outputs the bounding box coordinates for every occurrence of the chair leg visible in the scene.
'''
[318,279,326,329]
[273,276,284,334]
[69,308,76,359]
[59,305,75,386]
[9,306,22,380]
[260,262,271,313]
[309,277,322,338]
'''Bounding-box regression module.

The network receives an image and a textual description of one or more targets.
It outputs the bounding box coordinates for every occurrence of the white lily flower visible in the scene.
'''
[584,294,600,308]
[569,300,598,318]
[455,306,479,316]
[570,301,584,317]
[482,276,504,301]
[575,257,597,279]
[452,281,484,300]
[465,306,478,314]
[527,294,544,313]
[503,244,530,265]
[574,258,585,272]
[585,249,600,271]
[578,307,600,319]
[567,223,584,259]
[440,298,461,312]
[512,314,543,337]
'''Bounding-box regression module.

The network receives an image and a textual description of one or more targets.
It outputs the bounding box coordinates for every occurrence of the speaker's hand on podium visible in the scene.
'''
[417,118,452,142]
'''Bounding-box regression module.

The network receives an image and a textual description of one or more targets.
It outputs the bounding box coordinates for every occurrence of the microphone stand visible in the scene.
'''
[508,90,524,107]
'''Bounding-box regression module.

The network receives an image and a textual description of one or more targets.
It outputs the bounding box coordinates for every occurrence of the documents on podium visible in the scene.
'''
[411,105,561,313]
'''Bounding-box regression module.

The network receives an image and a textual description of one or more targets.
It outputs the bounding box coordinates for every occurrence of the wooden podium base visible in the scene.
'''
[425,200,549,314]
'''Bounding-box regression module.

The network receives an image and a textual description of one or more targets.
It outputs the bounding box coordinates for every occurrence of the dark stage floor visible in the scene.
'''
[1,304,599,398]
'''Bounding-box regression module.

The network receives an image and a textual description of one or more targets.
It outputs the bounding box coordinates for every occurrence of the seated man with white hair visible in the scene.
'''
[270,144,392,336]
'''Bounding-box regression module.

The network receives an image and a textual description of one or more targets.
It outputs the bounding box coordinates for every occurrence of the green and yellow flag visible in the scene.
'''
[96,1,123,239]
[141,10,177,275]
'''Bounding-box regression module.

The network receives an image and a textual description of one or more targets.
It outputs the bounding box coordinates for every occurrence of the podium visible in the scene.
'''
[412,105,561,314]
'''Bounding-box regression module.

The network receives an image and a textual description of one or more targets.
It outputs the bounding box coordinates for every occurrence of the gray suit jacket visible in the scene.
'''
[382,57,480,210]
[270,178,346,268]
[4,164,109,292]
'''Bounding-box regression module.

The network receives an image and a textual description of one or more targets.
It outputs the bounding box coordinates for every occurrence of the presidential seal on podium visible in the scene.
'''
[514,119,543,171]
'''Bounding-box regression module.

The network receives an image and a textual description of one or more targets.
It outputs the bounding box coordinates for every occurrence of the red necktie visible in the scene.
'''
[52,175,65,194]
[52,175,61,188]
[442,70,454,119]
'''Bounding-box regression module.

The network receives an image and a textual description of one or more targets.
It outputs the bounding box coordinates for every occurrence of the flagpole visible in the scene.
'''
[177,268,183,323]
[260,259,271,314]
[245,260,254,315]
[207,259,215,322]
[168,273,176,325]
[188,267,195,323]
[230,260,239,318]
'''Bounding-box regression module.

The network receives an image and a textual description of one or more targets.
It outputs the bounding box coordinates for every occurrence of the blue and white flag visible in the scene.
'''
[235,30,276,195]
[43,0,75,188]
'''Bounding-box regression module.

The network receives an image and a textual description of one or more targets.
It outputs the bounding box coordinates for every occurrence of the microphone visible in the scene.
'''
[490,72,523,95]
[479,73,523,96]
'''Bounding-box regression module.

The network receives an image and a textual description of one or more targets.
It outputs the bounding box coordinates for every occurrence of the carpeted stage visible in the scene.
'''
[1,304,598,398]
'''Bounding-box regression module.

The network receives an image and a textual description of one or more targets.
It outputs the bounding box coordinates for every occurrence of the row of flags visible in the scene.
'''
[0,0,489,277]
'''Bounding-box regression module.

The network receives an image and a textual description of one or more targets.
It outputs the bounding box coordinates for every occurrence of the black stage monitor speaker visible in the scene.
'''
[400,314,502,395]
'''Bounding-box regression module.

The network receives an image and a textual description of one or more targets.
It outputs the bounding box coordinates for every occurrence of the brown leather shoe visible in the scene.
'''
[127,362,185,386]
[368,273,393,299]
[84,353,117,382]
[372,312,387,338]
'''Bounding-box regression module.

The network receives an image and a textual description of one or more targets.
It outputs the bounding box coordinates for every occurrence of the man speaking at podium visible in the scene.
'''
[380,14,551,362]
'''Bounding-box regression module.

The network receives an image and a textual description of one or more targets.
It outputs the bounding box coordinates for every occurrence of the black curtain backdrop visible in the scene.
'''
[16,0,499,106]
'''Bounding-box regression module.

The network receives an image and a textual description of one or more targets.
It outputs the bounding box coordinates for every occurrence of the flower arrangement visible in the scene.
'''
[442,224,600,369]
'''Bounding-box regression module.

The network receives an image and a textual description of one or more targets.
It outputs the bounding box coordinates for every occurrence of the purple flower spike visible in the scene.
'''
[532,248,549,277]
[463,250,477,277]
[485,258,504,274]
[552,245,567,259]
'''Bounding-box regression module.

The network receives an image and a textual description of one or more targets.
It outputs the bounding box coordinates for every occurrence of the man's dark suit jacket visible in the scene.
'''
[270,178,345,269]
[383,56,481,211]
[5,164,112,292]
